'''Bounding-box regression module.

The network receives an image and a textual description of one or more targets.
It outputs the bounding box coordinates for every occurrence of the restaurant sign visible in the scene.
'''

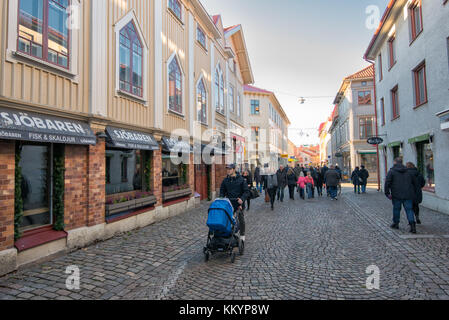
[105,127,160,150]
[0,107,96,145]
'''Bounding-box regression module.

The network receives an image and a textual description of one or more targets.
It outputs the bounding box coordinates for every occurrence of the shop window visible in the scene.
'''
[416,141,435,191]
[360,154,377,176]
[197,78,207,124]
[162,155,188,191]
[169,55,183,114]
[119,21,143,98]
[18,0,70,69]
[358,91,372,105]
[392,145,403,159]
[105,149,146,196]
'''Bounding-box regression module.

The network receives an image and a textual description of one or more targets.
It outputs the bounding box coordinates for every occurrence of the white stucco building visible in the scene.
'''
[364,0,449,214]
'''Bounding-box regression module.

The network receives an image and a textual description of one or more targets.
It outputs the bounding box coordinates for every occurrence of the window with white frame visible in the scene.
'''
[168,0,182,21]
[197,25,206,49]
[119,21,143,97]
[197,78,207,124]
[237,94,241,117]
[18,0,70,69]
[214,66,224,114]
[229,85,234,113]
[169,55,183,114]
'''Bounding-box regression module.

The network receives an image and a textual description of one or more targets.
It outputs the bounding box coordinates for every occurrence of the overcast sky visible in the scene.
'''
[202,0,390,146]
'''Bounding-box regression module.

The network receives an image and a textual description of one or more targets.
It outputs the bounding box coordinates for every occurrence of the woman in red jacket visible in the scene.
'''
[305,171,315,199]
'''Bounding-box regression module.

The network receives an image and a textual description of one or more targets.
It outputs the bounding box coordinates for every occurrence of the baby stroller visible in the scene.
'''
[204,198,244,263]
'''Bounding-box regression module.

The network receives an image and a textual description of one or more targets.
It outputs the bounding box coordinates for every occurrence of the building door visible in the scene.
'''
[195,163,209,200]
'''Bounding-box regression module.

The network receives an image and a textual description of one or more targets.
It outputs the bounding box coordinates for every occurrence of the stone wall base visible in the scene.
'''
[422,192,449,215]
[16,238,67,269]
[0,249,17,276]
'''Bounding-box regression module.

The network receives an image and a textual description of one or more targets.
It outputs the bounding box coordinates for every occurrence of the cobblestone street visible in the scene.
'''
[1,185,449,300]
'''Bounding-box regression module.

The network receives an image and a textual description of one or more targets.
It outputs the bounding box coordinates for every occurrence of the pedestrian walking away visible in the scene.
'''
[242,170,253,211]
[287,166,297,200]
[254,166,263,193]
[276,165,287,202]
[220,164,251,241]
[351,167,362,194]
[406,162,426,225]
[359,165,370,193]
[264,173,278,211]
[305,171,315,199]
[315,166,324,197]
[324,165,341,201]
[297,172,306,200]
[385,158,419,234]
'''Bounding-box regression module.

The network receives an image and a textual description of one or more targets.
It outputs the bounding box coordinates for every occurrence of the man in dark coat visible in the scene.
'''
[321,164,329,196]
[254,166,262,192]
[406,162,426,224]
[359,165,370,193]
[286,166,297,200]
[324,165,341,200]
[294,164,302,180]
[276,165,288,202]
[220,164,251,241]
[385,158,418,234]
[351,167,362,194]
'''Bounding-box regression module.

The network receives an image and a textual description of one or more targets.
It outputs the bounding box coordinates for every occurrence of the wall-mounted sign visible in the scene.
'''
[367,137,384,145]
[105,127,159,150]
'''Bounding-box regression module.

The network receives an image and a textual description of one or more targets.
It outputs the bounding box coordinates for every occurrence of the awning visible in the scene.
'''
[105,126,159,150]
[358,150,377,155]
[161,137,193,153]
[408,133,430,144]
[387,141,402,148]
[0,107,96,145]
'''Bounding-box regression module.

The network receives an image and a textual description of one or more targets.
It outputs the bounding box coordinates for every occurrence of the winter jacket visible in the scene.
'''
[304,176,315,187]
[359,169,370,185]
[407,167,426,204]
[242,173,253,187]
[385,164,418,201]
[264,174,278,190]
[293,166,302,179]
[297,177,306,189]
[254,167,262,183]
[351,169,362,186]
[276,168,288,188]
[220,174,251,210]
[321,166,329,178]
[287,169,297,186]
[324,169,341,187]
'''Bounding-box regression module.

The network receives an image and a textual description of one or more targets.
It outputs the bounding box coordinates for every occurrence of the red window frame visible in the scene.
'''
[380,97,385,126]
[119,21,144,98]
[409,0,423,43]
[17,0,71,70]
[358,90,372,105]
[413,61,428,107]
[388,35,396,70]
[359,117,374,139]
[378,54,383,81]
[391,85,400,120]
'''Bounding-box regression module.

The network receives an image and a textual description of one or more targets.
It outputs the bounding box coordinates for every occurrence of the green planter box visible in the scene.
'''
[162,189,192,202]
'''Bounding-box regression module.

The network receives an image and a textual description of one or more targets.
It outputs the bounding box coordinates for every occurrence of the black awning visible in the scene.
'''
[162,137,193,153]
[0,107,96,145]
[105,127,159,150]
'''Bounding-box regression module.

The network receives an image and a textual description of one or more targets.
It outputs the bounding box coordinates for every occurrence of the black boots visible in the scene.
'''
[416,215,421,224]
[390,223,399,229]
[410,223,417,234]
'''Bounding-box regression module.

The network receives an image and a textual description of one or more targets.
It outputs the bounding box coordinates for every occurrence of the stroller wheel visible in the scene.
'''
[238,239,245,256]
[230,252,236,263]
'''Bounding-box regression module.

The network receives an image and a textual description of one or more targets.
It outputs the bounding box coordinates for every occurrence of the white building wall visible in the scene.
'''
[373,1,449,214]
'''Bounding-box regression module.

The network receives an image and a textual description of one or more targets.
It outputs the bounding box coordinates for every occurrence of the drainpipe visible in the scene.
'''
[365,58,381,192]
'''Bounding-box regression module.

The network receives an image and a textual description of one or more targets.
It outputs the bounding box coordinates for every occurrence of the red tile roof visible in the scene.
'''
[224,25,239,33]
[243,84,273,95]
[344,65,374,80]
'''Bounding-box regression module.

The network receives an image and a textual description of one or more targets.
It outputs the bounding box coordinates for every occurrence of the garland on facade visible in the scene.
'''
[14,147,23,241]
[53,150,65,231]
[145,152,151,192]
[207,165,212,201]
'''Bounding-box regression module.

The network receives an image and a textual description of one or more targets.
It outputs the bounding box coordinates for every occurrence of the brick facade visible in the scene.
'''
[64,145,88,230]
[0,141,15,251]
[152,146,163,207]
[87,138,106,227]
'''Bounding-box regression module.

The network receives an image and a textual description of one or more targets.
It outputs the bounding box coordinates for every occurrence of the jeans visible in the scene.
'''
[316,186,323,196]
[257,182,263,193]
[268,188,277,208]
[392,199,416,224]
[306,184,313,199]
[328,186,338,199]
[277,186,285,201]
[354,184,361,193]
[361,184,367,193]
[288,185,296,199]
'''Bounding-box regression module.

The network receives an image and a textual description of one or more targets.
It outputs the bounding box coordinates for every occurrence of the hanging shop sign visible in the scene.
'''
[105,126,159,150]
[367,137,384,145]
[0,107,96,145]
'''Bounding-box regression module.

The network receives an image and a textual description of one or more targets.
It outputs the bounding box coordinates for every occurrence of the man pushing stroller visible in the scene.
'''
[219,164,251,242]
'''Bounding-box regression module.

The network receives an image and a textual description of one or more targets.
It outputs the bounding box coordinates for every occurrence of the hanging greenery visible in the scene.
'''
[53,148,65,231]
[144,151,152,192]
[14,145,23,241]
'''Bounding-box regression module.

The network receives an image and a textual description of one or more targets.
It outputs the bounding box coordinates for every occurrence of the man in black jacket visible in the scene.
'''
[406,162,426,224]
[220,164,250,241]
[385,158,418,233]
[359,165,370,193]
[276,165,288,202]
